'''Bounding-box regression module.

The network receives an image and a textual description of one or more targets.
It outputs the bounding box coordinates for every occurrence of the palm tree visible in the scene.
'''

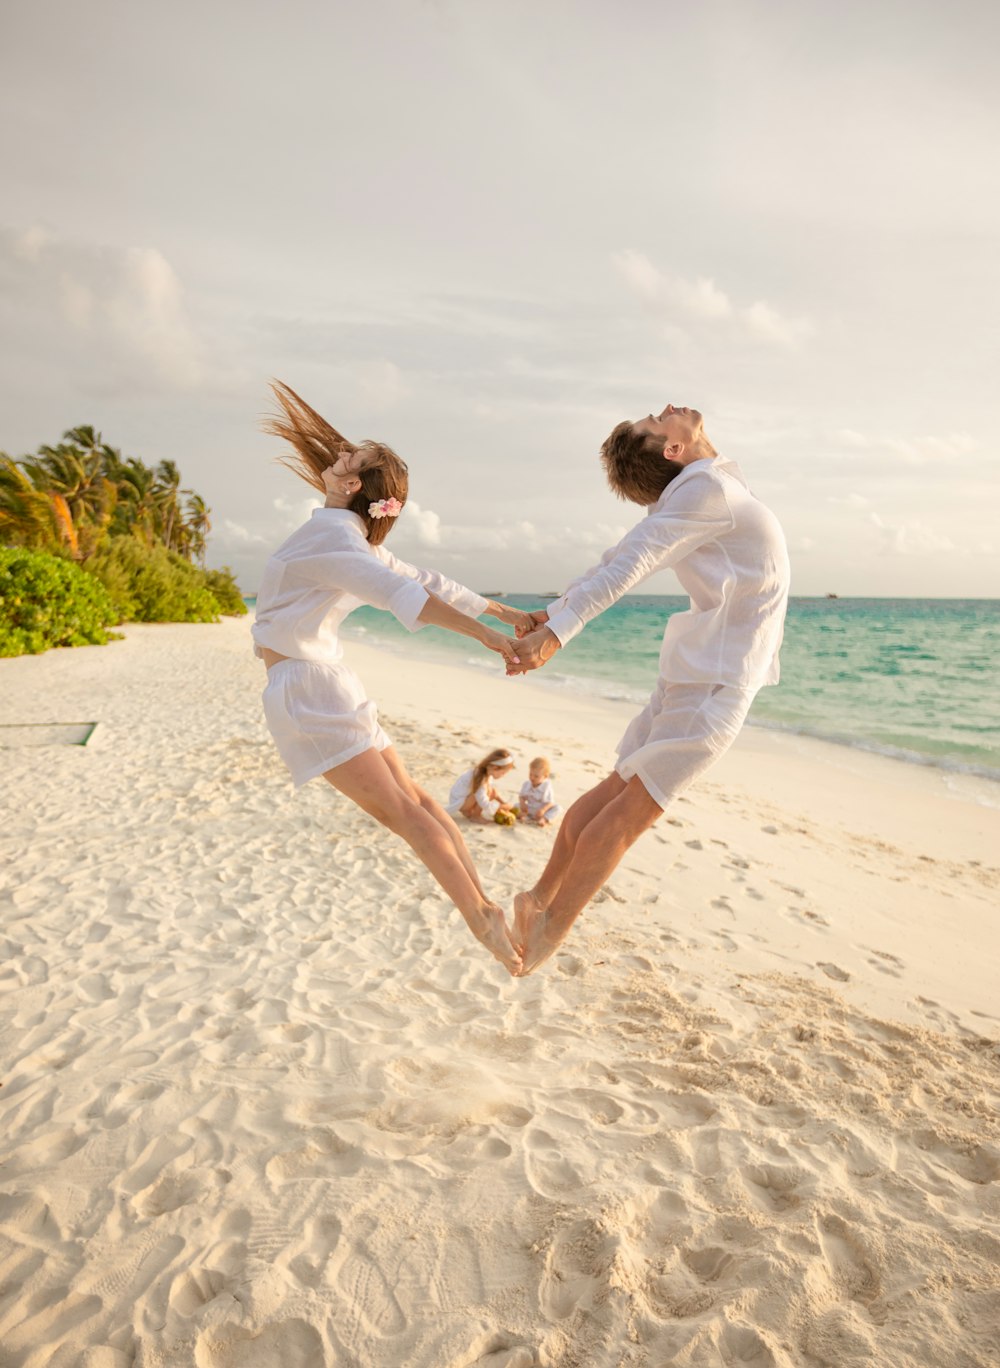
[111,457,160,546]
[184,492,212,566]
[2,427,214,567]
[154,459,183,553]
[0,456,77,554]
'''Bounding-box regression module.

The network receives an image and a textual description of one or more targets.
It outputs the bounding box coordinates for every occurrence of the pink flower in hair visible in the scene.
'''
[368,496,403,519]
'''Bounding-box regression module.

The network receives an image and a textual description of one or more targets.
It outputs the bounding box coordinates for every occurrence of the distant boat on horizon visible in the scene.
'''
[826,592,839,599]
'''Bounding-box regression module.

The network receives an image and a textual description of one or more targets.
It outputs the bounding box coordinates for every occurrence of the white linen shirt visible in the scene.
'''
[251,507,488,662]
[545,456,790,689]
[447,769,500,819]
[520,777,556,815]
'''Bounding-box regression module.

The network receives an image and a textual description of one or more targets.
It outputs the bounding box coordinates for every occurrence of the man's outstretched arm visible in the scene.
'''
[544,484,733,647]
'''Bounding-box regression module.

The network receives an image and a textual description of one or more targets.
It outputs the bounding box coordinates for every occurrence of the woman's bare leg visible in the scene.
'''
[324,748,521,974]
[379,746,486,898]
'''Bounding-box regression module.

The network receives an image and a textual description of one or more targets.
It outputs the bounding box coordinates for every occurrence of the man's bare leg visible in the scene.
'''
[518,776,663,975]
[513,772,626,948]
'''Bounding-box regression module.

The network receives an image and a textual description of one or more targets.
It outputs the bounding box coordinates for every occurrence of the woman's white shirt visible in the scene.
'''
[251,508,487,662]
[544,456,790,690]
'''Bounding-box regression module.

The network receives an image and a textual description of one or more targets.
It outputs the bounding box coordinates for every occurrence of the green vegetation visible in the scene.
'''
[0,547,120,656]
[0,425,246,656]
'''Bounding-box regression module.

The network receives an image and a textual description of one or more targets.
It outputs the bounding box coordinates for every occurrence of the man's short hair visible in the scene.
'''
[600,420,685,505]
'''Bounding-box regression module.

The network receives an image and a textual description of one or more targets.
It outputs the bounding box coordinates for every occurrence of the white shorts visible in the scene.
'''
[615,681,756,810]
[261,659,391,788]
[523,804,563,821]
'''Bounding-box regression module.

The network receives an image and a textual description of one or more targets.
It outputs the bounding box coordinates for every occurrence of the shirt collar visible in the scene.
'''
[650,453,747,511]
[312,506,366,531]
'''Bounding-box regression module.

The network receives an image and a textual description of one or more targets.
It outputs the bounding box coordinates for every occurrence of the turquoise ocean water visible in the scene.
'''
[327,596,1000,782]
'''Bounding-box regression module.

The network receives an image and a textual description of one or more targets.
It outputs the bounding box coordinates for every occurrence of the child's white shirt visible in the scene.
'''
[448,769,500,818]
[520,777,555,815]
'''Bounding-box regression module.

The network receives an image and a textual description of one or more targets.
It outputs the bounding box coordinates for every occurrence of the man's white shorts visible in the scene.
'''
[615,680,756,810]
[261,659,391,788]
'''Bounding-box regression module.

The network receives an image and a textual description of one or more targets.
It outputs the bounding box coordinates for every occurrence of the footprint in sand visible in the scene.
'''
[743,1162,808,1212]
[817,962,850,982]
[681,1244,737,1284]
[816,1212,882,1307]
[194,1318,324,1368]
[866,949,905,977]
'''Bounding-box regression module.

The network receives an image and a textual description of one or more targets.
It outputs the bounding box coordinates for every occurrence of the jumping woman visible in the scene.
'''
[252,382,528,975]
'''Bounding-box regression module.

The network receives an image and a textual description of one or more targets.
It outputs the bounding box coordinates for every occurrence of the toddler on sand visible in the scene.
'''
[519,757,562,827]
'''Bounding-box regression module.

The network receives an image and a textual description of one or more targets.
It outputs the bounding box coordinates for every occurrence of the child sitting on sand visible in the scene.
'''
[447,749,518,823]
[518,757,562,827]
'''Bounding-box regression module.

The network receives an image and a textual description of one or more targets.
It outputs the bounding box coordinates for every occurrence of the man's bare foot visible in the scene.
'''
[474,902,523,976]
[513,890,543,959]
[517,905,569,976]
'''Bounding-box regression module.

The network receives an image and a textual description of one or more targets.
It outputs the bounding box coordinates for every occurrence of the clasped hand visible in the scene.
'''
[506,625,560,675]
[482,605,559,676]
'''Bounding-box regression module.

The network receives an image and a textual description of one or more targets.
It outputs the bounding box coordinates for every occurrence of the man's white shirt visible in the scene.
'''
[544,455,790,689]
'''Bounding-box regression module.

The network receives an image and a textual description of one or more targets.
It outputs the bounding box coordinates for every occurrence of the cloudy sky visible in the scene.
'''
[2,0,997,597]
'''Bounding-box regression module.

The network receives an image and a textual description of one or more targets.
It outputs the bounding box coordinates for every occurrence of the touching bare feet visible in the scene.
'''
[513,890,543,959]
[475,901,523,976]
[512,891,570,976]
[517,906,569,976]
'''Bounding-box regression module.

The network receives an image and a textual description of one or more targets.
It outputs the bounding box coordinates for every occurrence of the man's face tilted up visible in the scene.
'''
[631,404,709,466]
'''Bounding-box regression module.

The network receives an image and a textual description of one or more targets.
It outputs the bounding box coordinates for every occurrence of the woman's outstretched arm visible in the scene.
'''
[417,593,521,671]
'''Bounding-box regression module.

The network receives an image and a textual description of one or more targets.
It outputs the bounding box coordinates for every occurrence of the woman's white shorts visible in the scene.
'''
[615,681,756,810]
[261,659,391,788]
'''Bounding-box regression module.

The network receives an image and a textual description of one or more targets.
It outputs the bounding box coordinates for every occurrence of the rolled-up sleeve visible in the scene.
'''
[373,546,488,619]
[290,548,430,631]
[546,480,734,646]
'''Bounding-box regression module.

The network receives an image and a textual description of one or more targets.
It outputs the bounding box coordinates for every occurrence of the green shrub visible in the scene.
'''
[202,566,248,616]
[0,547,120,656]
[86,537,224,624]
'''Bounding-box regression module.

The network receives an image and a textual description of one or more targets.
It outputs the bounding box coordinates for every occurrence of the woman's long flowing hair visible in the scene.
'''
[469,748,513,798]
[262,381,409,546]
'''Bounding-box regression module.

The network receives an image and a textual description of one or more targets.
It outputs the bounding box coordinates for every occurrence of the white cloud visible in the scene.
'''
[354,359,412,407]
[612,249,810,346]
[828,492,870,508]
[221,518,269,546]
[742,300,812,347]
[834,429,978,465]
[870,512,954,555]
[0,227,218,390]
[613,249,732,321]
[400,499,442,546]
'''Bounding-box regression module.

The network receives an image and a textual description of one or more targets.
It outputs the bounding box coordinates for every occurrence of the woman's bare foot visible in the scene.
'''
[473,902,523,976]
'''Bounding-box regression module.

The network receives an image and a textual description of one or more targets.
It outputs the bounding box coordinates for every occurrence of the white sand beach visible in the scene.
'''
[1,617,998,1368]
